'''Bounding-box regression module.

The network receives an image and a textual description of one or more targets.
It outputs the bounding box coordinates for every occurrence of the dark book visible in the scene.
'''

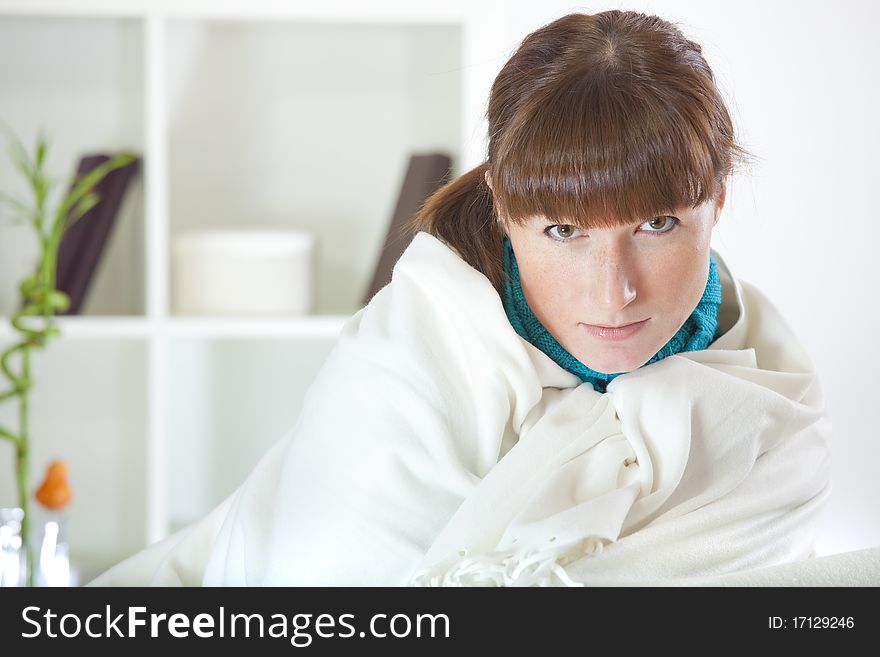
[362,152,452,306]
[25,153,140,315]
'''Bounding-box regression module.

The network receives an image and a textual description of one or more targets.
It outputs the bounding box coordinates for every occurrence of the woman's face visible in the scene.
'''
[495,180,725,375]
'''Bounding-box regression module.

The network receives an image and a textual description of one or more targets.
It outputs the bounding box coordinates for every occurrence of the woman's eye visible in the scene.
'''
[544,224,583,241]
[640,216,679,234]
[544,216,679,241]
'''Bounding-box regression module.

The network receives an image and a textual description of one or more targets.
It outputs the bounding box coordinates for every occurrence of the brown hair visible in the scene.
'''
[403,10,755,296]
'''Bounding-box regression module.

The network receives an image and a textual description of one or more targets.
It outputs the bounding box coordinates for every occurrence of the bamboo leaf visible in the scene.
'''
[0,191,29,213]
[52,152,136,237]
[34,173,49,205]
[7,132,35,183]
[66,191,100,228]
[34,131,47,171]
[0,425,21,445]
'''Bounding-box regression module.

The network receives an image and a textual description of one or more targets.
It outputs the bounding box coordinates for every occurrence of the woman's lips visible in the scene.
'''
[580,318,649,341]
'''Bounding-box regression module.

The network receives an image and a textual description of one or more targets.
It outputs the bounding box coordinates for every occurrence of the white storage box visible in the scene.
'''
[172,228,315,316]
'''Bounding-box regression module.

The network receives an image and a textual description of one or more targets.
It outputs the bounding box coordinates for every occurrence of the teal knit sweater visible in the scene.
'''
[501,236,723,393]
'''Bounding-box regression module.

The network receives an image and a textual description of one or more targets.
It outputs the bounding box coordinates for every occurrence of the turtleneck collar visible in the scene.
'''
[501,236,723,393]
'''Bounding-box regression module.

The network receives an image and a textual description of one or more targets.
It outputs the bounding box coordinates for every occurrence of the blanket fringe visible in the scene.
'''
[409,536,605,587]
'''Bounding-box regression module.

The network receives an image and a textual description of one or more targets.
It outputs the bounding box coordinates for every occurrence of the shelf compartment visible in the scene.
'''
[165,18,461,315]
[0,15,146,319]
[0,337,149,584]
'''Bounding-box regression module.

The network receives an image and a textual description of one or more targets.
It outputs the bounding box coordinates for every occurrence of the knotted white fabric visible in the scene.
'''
[410,340,831,586]
[89,231,832,587]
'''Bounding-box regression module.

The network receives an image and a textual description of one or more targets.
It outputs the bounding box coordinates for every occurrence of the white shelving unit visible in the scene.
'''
[0,0,513,582]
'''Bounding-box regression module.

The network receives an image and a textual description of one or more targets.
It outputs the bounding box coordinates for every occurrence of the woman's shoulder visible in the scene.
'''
[390,231,488,298]
[347,231,507,341]
[709,248,817,376]
[333,231,578,433]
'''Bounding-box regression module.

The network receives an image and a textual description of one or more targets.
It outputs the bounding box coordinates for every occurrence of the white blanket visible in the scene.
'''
[90,231,832,586]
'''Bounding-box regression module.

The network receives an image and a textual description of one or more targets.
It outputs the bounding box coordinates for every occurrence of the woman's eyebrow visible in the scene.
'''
[528,212,682,228]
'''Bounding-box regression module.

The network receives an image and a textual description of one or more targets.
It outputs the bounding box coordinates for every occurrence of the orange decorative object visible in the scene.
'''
[35,460,73,510]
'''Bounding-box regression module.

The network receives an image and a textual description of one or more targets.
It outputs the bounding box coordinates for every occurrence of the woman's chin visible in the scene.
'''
[558,331,661,375]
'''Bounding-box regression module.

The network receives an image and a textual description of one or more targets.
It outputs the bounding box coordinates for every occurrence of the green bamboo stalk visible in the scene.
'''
[0,127,136,587]
[18,347,32,587]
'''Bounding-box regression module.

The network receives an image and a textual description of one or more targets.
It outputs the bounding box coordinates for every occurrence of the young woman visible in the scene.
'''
[91,10,831,587]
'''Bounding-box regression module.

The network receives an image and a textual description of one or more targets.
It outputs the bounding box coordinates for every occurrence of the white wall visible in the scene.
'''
[492,1,880,556]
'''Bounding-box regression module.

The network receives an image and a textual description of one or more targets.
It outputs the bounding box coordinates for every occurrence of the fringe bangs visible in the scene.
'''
[490,72,727,230]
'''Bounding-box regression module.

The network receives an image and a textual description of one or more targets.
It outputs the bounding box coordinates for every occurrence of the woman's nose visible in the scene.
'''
[590,252,637,312]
